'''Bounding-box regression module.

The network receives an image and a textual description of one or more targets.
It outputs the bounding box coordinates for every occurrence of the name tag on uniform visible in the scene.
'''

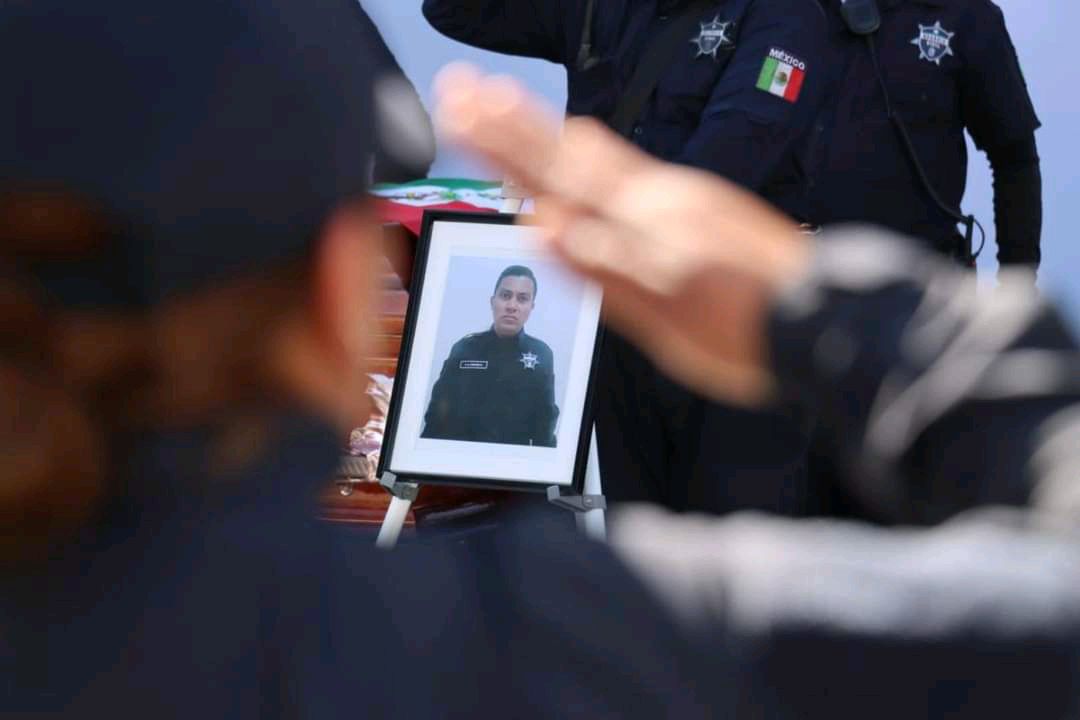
[459,360,488,370]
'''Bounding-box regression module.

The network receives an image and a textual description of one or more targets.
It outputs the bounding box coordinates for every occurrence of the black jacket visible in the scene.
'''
[804,0,1042,266]
[423,328,559,447]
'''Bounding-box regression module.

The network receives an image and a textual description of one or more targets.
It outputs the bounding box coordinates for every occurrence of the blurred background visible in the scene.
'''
[365,1,1079,320]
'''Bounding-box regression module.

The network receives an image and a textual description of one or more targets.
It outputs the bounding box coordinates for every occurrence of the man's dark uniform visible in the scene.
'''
[424,0,829,515]
[801,0,1041,268]
[423,328,559,447]
[795,0,1041,516]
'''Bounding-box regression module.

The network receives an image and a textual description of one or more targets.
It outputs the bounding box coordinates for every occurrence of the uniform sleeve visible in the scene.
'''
[675,0,828,190]
[610,506,1080,719]
[768,229,1080,526]
[532,345,559,447]
[959,1,1040,151]
[958,2,1042,271]
[421,0,584,64]
[989,136,1042,269]
[421,343,463,439]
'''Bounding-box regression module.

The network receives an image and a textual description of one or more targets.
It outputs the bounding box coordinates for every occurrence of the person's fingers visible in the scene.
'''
[431,62,482,135]
[435,65,805,280]
[436,63,806,403]
[435,65,561,191]
[544,217,770,401]
[540,116,653,216]
[588,268,774,406]
[541,212,697,300]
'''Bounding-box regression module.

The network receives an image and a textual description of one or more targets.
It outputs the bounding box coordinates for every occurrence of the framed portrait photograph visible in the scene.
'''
[377,210,604,493]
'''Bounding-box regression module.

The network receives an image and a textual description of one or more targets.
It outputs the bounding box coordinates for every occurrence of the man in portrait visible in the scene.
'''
[422,264,559,447]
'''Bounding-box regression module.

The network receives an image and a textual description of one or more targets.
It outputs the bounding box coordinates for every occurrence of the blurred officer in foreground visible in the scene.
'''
[804,0,1041,273]
[423,264,559,446]
[5,3,1080,717]
[0,2,703,716]
[423,0,831,520]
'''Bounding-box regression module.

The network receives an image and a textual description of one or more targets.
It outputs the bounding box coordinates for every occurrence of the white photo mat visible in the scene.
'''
[386,217,603,488]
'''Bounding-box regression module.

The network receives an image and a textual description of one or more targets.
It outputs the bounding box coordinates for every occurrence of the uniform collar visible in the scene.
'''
[489,326,525,342]
[830,0,946,15]
[882,0,948,9]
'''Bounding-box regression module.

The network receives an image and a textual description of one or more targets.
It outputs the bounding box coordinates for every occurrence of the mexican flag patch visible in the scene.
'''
[756,47,806,103]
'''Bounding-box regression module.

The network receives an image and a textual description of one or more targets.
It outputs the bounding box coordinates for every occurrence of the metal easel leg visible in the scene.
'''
[579,426,607,541]
[547,426,607,542]
[375,472,419,550]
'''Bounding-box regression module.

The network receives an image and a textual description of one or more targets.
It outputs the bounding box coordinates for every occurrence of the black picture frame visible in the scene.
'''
[376,209,605,495]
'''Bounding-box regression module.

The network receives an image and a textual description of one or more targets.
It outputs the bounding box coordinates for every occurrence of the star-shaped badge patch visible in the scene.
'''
[519,351,540,370]
[911,21,955,66]
[690,16,733,60]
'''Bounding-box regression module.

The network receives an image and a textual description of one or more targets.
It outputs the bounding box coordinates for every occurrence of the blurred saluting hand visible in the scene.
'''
[434,63,811,405]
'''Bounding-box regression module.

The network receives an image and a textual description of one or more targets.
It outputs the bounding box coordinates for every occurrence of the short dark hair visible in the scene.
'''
[493,265,537,300]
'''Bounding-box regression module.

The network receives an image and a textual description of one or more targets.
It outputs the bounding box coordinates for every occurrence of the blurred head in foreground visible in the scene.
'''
[1,0,386,561]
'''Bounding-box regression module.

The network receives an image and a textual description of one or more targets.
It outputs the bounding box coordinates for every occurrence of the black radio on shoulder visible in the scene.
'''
[840,0,881,35]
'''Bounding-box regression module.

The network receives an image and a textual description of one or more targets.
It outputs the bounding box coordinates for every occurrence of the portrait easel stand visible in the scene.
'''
[374,178,608,549]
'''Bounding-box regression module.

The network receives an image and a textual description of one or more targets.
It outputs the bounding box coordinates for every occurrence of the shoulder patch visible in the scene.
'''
[756,48,807,103]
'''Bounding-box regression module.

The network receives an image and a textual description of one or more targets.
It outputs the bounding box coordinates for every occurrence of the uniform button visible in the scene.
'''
[633,126,643,136]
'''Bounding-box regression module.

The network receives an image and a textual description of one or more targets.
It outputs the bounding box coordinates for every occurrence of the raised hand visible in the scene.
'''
[434,63,811,405]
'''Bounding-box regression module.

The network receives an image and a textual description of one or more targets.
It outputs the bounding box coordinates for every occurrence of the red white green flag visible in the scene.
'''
[371,178,502,235]
[756,47,806,103]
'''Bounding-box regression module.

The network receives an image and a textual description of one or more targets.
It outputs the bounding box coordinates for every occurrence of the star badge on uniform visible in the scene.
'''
[911,21,955,66]
[519,351,540,369]
[690,16,732,60]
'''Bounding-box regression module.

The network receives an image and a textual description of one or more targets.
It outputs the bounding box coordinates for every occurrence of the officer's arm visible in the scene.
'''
[958,3,1042,272]
[535,349,559,447]
[422,0,583,64]
[986,137,1041,273]
[768,229,1080,525]
[422,348,462,439]
[674,0,828,190]
[611,505,1080,719]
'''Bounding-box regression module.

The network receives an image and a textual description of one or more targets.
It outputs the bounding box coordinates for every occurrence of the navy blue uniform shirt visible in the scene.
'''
[803,0,1041,263]
[423,328,559,447]
[424,0,828,218]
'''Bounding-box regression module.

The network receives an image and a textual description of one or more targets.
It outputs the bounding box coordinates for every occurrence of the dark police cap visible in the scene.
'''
[1,0,377,308]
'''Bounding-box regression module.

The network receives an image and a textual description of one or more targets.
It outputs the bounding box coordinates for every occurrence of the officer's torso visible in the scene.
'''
[808,0,973,248]
[565,0,805,209]
[567,2,731,148]
[1,417,406,718]
[444,330,553,445]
